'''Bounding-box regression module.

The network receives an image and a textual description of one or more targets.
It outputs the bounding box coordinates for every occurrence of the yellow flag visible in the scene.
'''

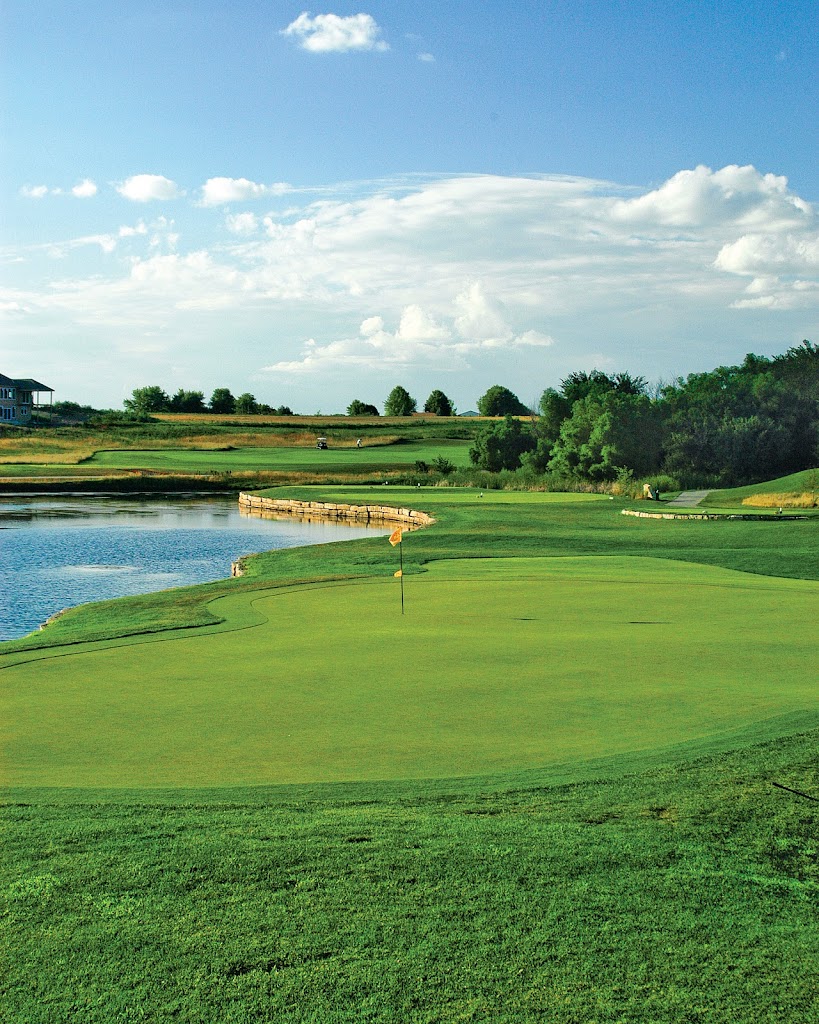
[393,569,403,577]
[389,527,402,546]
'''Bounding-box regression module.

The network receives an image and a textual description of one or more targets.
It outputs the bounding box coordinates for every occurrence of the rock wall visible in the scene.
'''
[238,492,435,527]
[621,509,807,521]
[232,493,435,577]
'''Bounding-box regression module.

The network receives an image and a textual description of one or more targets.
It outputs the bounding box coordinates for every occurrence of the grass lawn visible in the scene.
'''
[2,484,818,1021]
[83,441,472,474]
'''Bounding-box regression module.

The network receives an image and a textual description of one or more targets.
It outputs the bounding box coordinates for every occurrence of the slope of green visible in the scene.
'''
[706,468,819,508]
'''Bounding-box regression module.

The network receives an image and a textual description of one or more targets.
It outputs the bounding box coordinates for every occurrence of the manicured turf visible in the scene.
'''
[2,484,818,1022]
[3,555,818,788]
[83,441,472,474]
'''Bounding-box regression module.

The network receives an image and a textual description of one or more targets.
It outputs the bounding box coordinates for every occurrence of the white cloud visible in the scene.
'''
[225,212,259,235]
[609,164,810,229]
[71,179,98,198]
[117,174,182,202]
[118,222,149,238]
[281,12,389,53]
[200,177,290,206]
[418,52,435,62]
[6,165,817,398]
[20,185,48,198]
[264,285,553,374]
[714,232,819,276]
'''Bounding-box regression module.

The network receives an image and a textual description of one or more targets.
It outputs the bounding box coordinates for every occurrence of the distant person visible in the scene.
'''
[356,438,362,448]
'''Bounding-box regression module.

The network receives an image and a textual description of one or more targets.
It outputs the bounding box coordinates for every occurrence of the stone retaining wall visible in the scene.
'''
[238,492,435,527]
[233,493,435,576]
[621,509,808,521]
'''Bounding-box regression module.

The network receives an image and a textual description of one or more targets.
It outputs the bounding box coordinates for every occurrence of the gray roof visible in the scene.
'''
[0,375,53,392]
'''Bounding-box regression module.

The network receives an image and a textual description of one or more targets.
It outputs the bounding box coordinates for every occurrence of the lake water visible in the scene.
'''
[0,494,387,642]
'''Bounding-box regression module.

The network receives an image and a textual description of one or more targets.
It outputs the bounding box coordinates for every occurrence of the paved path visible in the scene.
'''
[666,490,710,508]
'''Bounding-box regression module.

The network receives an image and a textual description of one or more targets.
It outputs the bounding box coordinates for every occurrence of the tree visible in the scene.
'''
[235,393,259,414]
[476,385,529,417]
[423,389,454,416]
[209,388,236,414]
[469,415,537,471]
[347,399,380,416]
[547,392,661,481]
[123,386,170,415]
[384,386,417,417]
[169,389,206,413]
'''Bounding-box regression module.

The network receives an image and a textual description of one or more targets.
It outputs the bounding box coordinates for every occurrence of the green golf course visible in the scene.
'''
[2,482,818,1022]
[3,555,818,789]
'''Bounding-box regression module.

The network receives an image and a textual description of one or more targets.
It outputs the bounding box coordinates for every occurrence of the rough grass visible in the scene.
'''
[742,492,818,508]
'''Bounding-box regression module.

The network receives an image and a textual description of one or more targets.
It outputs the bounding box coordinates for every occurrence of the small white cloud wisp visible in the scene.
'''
[116,174,182,202]
[281,12,389,53]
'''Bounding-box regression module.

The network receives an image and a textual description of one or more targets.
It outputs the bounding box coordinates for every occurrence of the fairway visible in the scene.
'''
[83,441,472,473]
[3,556,817,788]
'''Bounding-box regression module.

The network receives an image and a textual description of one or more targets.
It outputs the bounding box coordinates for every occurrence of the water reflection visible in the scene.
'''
[1,494,387,642]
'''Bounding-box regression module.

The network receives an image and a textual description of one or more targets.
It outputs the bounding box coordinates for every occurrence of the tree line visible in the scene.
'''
[124,386,293,416]
[469,341,819,488]
[117,340,817,487]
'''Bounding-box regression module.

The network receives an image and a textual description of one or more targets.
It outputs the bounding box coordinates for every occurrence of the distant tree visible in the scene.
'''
[559,370,647,404]
[384,386,417,417]
[469,415,537,471]
[476,385,529,417]
[169,389,206,413]
[209,388,236,414]
[124,386,170,415]
[423,389,454,416]
[273,405,294,416]
[235,393,259,414]
[347,399,380,416]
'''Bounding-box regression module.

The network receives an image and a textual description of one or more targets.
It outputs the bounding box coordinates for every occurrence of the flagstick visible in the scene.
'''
[399,539,404,615]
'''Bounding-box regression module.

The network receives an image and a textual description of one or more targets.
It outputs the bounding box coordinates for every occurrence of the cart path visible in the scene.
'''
[666,490,710,507]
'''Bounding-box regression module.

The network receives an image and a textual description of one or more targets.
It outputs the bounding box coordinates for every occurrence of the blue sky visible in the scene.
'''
[2,1,817,411]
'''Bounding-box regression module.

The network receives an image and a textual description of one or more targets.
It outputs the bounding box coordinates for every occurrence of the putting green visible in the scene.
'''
[2,556,816,788]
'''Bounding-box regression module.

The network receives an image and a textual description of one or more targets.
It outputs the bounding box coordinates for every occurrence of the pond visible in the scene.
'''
[0,494,387,642]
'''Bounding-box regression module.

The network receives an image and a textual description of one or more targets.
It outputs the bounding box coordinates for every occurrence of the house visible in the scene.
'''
[0,373,54,424]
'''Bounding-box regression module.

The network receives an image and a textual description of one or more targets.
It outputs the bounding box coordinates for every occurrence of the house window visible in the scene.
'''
[1,407,14,420]
[20,405,30,417]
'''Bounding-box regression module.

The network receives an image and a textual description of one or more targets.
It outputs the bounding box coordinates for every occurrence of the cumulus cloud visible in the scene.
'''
[609,164,810,229]
[264,285,553,374]
[20,185,49,198]
[117,174,182,202]
[71,179,98,198]
[7,165,817,388]
[200,177,290,206]
[418,52,435,62]
[281,12,389,52]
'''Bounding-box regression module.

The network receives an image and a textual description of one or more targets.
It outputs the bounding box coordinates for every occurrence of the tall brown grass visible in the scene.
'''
[741,492,817,509]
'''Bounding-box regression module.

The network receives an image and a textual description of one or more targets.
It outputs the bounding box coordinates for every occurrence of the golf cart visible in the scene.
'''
[316,437,328,449]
